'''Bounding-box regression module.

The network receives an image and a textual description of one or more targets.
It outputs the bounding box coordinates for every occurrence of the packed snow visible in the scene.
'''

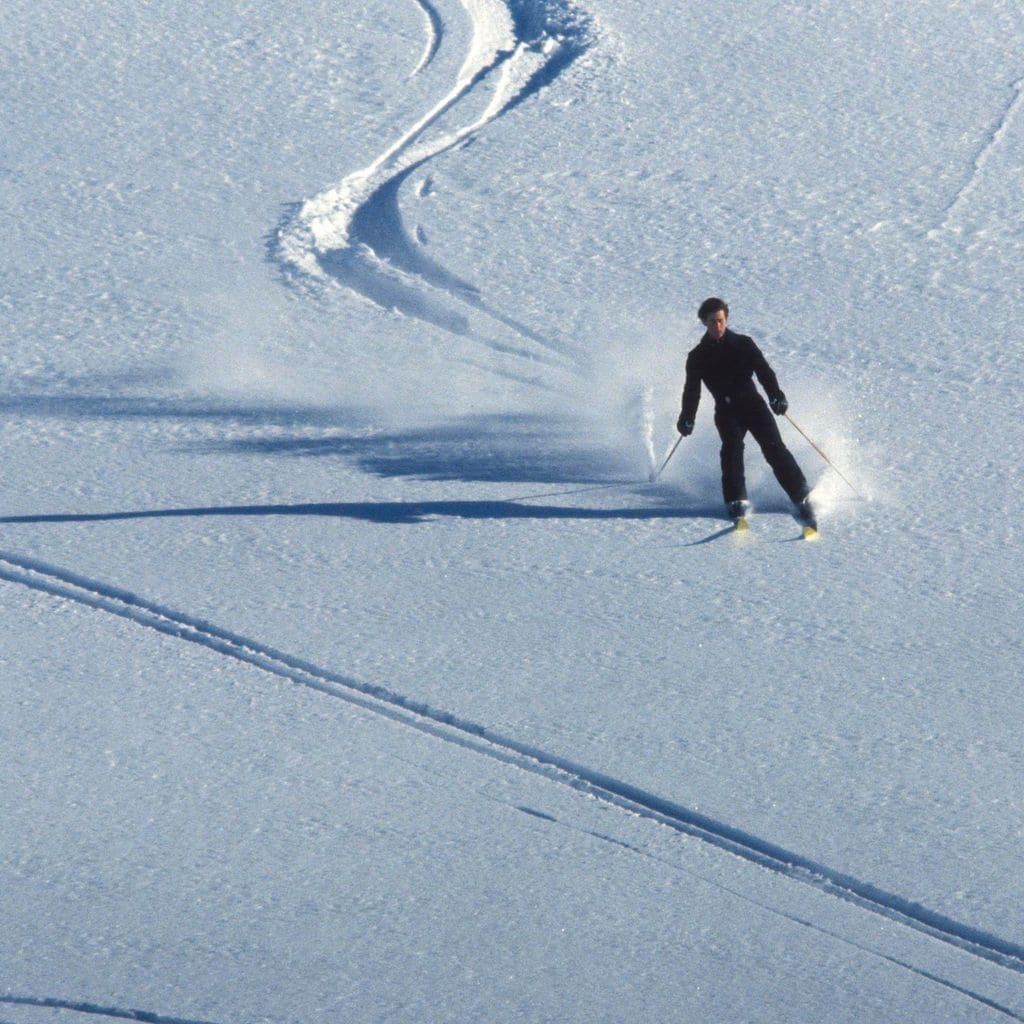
[2,0,1023,1021]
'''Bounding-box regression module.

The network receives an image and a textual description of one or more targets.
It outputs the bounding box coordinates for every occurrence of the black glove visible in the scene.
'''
[676,415,694,436]
[769,393,788,415]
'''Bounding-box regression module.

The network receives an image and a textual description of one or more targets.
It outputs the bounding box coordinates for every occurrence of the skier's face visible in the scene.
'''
[704,309,728,340]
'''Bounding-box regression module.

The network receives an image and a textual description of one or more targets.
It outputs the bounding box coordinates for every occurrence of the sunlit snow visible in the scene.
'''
[2,1,1023,1022]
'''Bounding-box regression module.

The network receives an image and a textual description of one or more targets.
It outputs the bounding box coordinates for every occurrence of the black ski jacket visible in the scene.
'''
[680,328,785,422]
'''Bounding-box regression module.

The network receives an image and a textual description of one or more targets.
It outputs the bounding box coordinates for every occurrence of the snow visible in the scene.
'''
[2,0,1023,1021]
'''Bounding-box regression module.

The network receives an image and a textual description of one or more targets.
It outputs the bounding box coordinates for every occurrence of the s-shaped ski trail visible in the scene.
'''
[275,0,596,379]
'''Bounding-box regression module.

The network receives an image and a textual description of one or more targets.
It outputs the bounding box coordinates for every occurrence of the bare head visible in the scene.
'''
[698,297,729,341]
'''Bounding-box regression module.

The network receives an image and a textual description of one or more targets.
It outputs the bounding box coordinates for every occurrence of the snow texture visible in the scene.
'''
[2,0,1024,1022]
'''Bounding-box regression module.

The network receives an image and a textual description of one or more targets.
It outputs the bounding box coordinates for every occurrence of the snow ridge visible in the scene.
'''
[938,75,1024,232]
[275,0,595,369]
[3,548,1024,982]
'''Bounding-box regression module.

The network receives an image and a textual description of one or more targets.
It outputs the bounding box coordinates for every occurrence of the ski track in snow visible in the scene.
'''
[938,75,1024,232]
[0,993,221,1024]
[576,830,1024,1022]
[275,0,594,373]
[4,548,1024,994]
[409,0,443,77]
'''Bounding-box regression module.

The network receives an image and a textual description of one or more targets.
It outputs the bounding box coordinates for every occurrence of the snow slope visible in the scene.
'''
[2,0,1024,1021]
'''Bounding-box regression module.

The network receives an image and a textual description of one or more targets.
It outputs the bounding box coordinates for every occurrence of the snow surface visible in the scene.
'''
[2,0,1024,1021]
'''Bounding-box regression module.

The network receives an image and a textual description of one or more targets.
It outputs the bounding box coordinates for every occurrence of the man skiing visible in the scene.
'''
[677,297,815,527]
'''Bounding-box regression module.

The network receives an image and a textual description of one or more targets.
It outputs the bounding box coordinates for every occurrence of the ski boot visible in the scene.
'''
[794,497,818,539]
[727,499,750,532]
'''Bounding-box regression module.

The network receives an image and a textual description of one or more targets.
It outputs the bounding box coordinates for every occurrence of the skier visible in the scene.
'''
[677,297,815,526]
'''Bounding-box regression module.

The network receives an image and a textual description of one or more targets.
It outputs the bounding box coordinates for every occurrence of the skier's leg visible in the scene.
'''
[748,400,809,502]
[715,411,747,505]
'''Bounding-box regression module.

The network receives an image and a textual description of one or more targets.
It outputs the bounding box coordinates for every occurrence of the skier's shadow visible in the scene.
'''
[0,497,708,528]
[0,393,717,526]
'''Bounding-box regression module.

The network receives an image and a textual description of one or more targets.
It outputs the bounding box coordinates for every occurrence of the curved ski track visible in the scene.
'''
[410,0,443,78]
[275,0,595,376]
[3,547,1024,996]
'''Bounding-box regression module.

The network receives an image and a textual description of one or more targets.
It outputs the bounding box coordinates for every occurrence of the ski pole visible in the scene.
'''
[784,413,863,499]
[649,435,683,483]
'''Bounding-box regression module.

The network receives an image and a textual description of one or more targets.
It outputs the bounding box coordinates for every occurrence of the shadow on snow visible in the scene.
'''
[0,498,707,528]
[188,414,630,485]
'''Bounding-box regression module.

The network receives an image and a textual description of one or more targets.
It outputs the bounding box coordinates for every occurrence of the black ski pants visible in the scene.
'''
[714,396,808,505]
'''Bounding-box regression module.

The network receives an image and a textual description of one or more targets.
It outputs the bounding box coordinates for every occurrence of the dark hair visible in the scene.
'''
[698,297,729,324]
